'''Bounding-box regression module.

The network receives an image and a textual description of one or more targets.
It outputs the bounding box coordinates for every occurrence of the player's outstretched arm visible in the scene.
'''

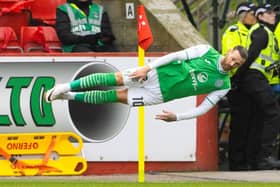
[155,89,229,122]
[176,89,229,121]
[155,110,177,122]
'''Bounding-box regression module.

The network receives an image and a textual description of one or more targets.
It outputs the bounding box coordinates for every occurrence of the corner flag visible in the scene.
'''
[137,5,153,50]
[137,5,153,183]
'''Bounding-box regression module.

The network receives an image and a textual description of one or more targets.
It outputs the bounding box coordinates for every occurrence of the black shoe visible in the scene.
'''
[257,156,280,170]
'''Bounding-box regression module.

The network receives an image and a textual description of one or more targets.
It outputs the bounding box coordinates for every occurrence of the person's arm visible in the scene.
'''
[232,27,268,82]
[129,44,210,81]
[148,44,210,69]
[155,89,229,122]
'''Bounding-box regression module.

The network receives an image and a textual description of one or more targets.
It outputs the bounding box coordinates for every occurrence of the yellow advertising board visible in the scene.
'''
[0,132,87,176]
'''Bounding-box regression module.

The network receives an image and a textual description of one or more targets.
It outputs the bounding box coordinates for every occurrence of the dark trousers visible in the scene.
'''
[240,70,280,161]
[228,69,280,169]
[228,88,255,170]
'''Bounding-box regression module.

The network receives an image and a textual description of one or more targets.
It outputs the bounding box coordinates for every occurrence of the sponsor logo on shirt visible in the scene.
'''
[190,70,209,91]
[189,69,198,91]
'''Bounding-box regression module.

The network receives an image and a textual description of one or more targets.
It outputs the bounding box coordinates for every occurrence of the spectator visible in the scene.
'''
[221,2,257,171]
[55,0,117,52]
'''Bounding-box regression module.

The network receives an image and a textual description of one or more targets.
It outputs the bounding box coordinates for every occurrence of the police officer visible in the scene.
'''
[233,3,280,170]
[55,0,117,52]
[272,5,280,94]
[221,2,257,171]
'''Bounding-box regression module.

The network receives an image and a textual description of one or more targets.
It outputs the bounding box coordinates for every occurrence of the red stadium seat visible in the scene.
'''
[20,26,62,53]
[0,26,23,53]
[0,0,20,9]
[0,0,33,14]
[30,0,66,25]
[0,11,30,38]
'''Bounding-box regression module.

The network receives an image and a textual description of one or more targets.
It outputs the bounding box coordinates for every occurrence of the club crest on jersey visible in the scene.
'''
[197,72,208,83]
[215,79,224,88]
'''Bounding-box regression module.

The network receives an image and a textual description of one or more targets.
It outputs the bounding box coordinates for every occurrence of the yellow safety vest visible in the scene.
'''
[58,3,103,52]
[274,21,280,47]
[247,23,280,84]
[221,21,251,77]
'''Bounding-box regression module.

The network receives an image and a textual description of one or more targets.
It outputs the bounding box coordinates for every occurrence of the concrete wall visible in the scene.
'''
[97,0,207,52]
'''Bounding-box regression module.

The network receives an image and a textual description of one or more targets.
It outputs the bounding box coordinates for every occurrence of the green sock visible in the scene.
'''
[74,90,118,104]
[70,73,117,91]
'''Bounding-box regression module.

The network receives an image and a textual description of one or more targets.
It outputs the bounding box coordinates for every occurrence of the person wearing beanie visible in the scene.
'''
[221,2,257,171]
[232,3,280,170]
[56,0,117,52]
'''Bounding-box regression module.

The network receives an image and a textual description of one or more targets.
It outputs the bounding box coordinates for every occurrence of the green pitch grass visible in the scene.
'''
[1,180,280,187]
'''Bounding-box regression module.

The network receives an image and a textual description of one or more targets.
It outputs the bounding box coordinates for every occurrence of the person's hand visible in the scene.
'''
[155,110,177,122]
[129,65,151,82]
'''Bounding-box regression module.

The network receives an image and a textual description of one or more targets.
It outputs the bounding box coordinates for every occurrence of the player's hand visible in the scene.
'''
[129,65,151,82]
[155,110,177,122]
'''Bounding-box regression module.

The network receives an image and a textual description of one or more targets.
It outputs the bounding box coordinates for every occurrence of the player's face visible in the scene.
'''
[222,49,245,71]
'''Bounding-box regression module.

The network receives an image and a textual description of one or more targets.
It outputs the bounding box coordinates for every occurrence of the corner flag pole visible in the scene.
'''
[138,46,145,183]
[137,5,153,183]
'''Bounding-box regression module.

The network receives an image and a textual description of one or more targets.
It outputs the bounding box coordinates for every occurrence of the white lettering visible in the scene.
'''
[189,69,198,91]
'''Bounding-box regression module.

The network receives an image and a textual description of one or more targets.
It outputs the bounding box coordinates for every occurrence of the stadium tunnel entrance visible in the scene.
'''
[68,62,130,142]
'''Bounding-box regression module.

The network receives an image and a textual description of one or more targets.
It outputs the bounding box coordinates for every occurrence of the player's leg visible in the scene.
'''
[61,86,162,106]
[64,68,163,105]
[45,72,124,102]
[58,88,128,105]
[56,82,163,106]
[45,68,163,106]
[70,72,123,90]
[45,67,156,103]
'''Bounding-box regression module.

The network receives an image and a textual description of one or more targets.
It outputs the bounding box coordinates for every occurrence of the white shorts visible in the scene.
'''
[121,68,163,106]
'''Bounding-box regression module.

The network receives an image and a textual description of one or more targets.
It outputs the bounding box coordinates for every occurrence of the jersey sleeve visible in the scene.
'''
[148,44,211,69]
[176,89,229,121]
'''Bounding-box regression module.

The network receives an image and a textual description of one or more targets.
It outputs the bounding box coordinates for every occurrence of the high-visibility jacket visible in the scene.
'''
[274,21,280,46]
[58,3,103,52]
[221,21,251,77]
[247,23,280,84]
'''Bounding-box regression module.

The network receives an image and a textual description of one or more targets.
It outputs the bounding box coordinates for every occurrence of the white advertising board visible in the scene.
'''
[0,56,196,161]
